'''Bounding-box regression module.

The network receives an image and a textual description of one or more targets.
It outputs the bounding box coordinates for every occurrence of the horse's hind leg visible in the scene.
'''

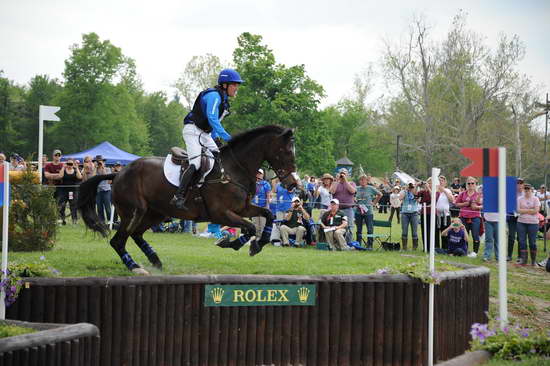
[110,224,149,275]
[131,211,165,270]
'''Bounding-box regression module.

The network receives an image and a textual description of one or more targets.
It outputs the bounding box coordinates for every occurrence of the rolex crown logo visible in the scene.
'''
[211,287,224,304]
[297,287,310,303]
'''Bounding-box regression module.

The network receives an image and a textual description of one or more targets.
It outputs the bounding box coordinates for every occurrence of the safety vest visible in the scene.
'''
[184,87,229,133]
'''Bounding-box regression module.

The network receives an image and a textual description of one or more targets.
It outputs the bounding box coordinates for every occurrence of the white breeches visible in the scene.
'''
[182,124,219,170]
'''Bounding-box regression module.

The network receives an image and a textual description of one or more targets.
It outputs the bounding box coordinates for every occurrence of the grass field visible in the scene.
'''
[5,209,550,334]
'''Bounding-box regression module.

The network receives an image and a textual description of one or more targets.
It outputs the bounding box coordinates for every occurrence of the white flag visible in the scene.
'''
[39,105,61,122]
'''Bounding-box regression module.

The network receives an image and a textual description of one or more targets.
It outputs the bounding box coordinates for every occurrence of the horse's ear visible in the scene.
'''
[278,128,294,140]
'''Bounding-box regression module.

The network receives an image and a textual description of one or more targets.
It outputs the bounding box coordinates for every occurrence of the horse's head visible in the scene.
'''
[267,128,300,191]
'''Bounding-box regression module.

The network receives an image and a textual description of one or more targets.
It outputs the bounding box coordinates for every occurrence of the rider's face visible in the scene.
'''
[226,83,239,97]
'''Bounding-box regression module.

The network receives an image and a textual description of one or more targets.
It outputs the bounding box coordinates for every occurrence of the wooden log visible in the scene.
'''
[156,285,167,366]
[392,282,404,366]
[100,286,112,366]
[164,285,175,365]
[111,286,123,366]
[317,281,330,366]
[350,282,363,366]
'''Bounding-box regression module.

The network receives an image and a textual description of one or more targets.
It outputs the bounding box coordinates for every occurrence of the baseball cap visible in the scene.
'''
[330,198,340,205]
[257,168,264,174]
[53,149,62,155]
[291,196,301,202]
[114,161,122,166]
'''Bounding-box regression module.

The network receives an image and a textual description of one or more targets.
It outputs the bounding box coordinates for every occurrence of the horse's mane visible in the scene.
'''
[224,125,288,149]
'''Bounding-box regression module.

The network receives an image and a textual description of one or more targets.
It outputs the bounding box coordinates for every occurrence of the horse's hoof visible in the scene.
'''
[153,262,163,270]
[216,237,231,248]
[131,267,150,276]
[249,241,262,256]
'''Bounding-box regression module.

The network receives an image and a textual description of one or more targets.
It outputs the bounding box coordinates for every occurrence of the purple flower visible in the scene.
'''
[39,255,46,261]
[376,268,390,275]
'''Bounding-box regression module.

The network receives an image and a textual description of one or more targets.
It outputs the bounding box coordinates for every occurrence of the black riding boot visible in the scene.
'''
[170,165,198,210]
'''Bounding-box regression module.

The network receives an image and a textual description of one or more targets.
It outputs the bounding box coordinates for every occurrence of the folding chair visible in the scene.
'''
[364,219,393,250]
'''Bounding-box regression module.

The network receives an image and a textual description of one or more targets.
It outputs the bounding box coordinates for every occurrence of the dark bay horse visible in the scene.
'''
[77,125,300,274]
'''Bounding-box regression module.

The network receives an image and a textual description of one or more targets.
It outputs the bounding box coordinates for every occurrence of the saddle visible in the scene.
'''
[170,147,211,175]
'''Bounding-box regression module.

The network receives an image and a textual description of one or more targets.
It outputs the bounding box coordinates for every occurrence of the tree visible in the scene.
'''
[140,92,186,156]
[52,33,150,155]
[228,32,331,173]
[173,54,223,109]
[0,72,26,155]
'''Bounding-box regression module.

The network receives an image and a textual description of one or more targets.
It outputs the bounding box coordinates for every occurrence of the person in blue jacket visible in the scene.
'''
[171,68,244,209]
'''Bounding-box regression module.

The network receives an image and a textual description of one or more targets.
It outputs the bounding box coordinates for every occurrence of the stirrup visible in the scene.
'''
[171,194,188,210]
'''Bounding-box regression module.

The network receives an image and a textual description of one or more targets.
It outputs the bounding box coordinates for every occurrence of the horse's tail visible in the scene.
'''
[77,173,116,237]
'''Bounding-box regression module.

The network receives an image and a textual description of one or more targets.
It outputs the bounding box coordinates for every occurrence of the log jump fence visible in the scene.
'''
[5,265,489,366]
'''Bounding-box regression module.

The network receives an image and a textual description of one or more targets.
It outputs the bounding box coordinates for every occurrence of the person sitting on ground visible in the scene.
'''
[279,197,309,247]
[440,218,469,256]
[320,198,349,251]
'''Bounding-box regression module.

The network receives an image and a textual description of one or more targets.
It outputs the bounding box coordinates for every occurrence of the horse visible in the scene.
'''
[77,125,300,274]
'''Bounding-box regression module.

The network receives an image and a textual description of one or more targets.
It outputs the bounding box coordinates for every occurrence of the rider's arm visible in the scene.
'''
[202,92,231,142]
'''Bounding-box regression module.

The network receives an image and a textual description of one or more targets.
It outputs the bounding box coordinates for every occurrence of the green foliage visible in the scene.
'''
[139,92,186,156]
[375,258,460,284]
[0,324,35,338]
[228,33,329,173]
[52,32,150,155]
[470,319,550,361]
[9,260,59,278]
[7,167,57,251]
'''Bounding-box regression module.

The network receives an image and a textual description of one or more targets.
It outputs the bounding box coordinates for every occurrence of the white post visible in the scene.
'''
[423,203,427,252]
[428,167,440,366]
[38,105,61,183]
[498,147,508,328]
[109,204,115,230]
[1,162,10,319]
[38,108,44,183]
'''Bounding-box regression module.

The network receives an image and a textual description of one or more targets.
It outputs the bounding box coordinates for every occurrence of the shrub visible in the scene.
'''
[470,319,550,360]
[2,166,58,251]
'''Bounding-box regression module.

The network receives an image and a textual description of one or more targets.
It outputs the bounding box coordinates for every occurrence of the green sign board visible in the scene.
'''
[204,284,316,307]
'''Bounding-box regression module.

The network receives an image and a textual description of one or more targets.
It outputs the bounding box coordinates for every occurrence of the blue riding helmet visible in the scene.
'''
[218,69,244,84]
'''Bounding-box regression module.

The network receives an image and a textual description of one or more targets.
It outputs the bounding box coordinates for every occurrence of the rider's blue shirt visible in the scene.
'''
[201,91,232,142]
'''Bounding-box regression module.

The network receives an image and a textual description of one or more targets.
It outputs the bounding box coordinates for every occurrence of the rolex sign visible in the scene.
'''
[204,284,316,307]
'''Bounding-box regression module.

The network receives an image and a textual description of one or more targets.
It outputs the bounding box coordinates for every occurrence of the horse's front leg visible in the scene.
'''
[215,209,258,251]
[217,205,274,256]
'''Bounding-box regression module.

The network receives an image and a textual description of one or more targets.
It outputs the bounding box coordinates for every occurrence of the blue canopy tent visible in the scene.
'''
[63,141,141,166]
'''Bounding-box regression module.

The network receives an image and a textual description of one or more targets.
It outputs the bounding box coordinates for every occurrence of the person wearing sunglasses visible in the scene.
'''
[57,158,83,225]
[516,184,540,266]
[454,176,482,257]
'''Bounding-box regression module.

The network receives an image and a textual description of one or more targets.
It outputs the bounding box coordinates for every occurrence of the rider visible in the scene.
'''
[171,68,244,209]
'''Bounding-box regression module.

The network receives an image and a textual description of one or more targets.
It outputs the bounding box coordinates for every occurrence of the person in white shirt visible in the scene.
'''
[536,185,550,215]
[314,173,334,217]
[389,186,402,224]
[435,176,455,250]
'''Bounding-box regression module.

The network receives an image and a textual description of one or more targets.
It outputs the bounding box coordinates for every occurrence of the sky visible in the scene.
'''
[1,0,549,112]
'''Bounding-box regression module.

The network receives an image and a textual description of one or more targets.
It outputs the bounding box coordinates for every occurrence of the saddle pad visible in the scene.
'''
[163,154,181,187]
[163,154,215,187]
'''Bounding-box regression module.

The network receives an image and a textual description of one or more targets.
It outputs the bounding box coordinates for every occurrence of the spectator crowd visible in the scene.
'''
[2,149,549,268]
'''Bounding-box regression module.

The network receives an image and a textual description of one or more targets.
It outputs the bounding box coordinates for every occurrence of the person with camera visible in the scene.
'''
[399,182,421,250]
[57,157,83,225]
[279,197,310,247]
[454,176,482,257]
[355,174,382,249]
[320,198,349,251]
[330,168,357,231]
[93,155,112,223]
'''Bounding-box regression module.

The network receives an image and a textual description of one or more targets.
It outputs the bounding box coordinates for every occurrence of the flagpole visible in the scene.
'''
[38,106,44,183]
[428,167,440,366]
[498,147,508,328]
[1,162,10,319]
